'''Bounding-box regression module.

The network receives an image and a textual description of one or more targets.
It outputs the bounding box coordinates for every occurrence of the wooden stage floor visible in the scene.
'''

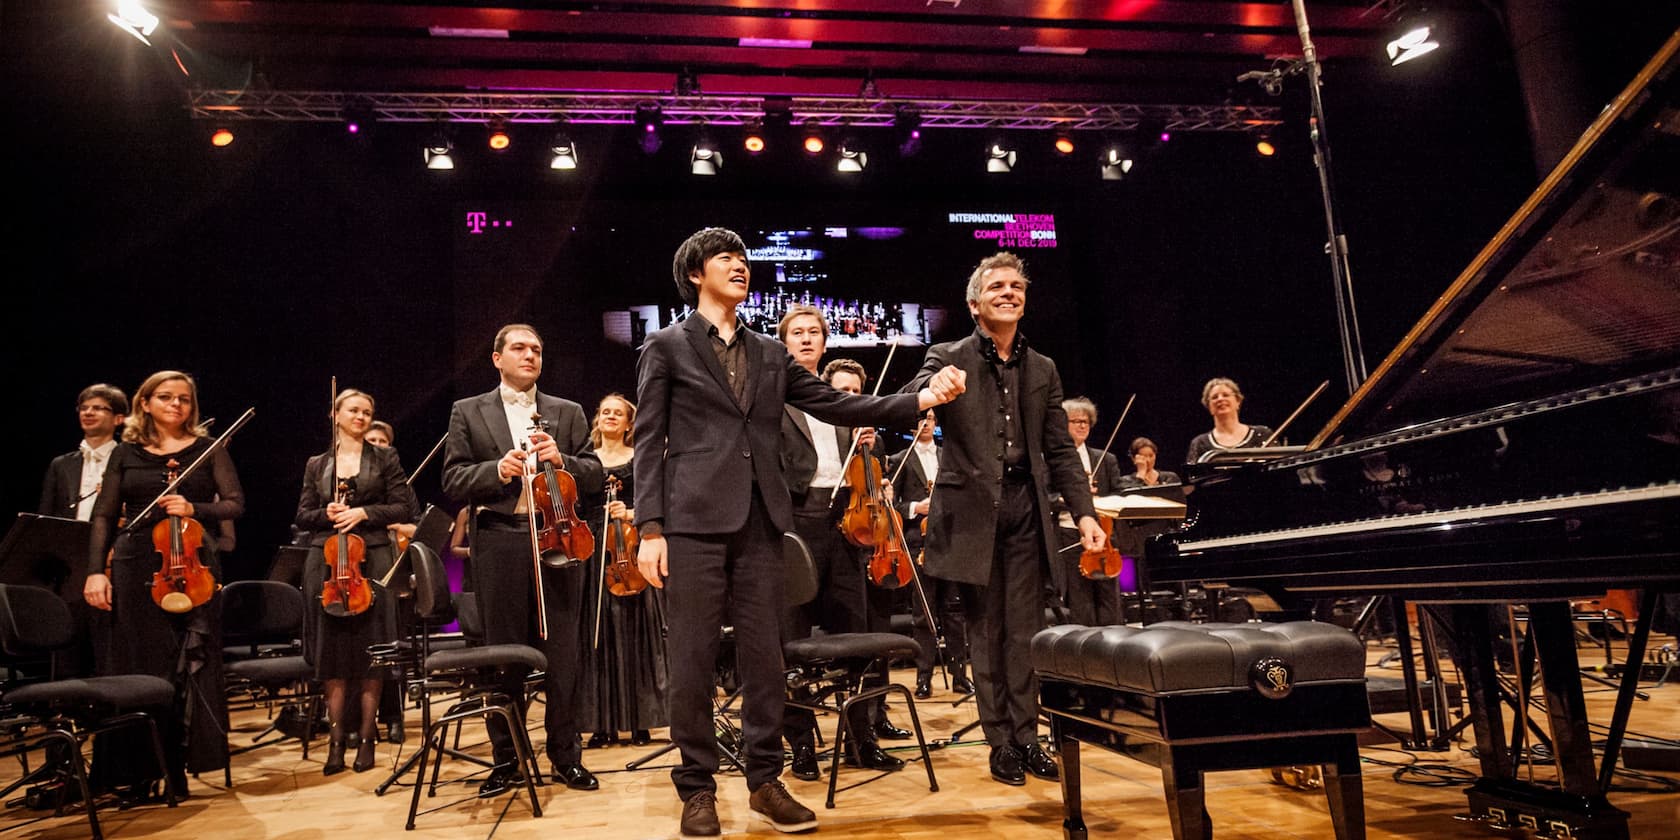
[4,646,1678,839]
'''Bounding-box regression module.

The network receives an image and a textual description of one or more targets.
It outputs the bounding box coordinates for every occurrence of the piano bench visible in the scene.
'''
[1032,621,1371,840]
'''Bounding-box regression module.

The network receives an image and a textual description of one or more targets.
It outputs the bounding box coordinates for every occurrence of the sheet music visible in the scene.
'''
[1092,493,1186,519]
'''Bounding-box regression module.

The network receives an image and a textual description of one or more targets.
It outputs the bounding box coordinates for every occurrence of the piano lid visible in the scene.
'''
[1311,30,1680,449]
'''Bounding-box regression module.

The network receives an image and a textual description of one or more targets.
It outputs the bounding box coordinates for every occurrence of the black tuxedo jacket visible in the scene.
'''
[903,330,1095,586]
[886,443,938,554]
[441,389,602,515]
[38,449,85,517]
[633,315,920,537]
[780,405,853,498]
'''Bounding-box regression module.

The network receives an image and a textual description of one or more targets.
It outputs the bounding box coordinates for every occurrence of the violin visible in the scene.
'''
[321,477,373,617]
[1078,514,1124,581]
[840,441,914,590]
[150,459,218,614]
[527,411,595,569]
[601,475,646,597]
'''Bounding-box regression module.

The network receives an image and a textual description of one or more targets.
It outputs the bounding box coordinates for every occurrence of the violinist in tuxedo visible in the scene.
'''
[440,323,603,798]
[902,252,1105,787]
[887,410,970,699]
[1051,397,1126,626]
[40,384,128,523]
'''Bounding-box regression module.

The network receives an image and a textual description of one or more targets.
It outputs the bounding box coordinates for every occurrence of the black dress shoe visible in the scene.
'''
[989,745,1026,786]
[914,675,932,699]
[630,729,651,746]
[873,719,913,741]
[323,737,348,777]
[951,673,976,695]
[385,720,405,744]
[789,741,820,781]
[353,740,377,773]
[477,766,523,798]
[1022,743,1060,781]
[585,731,615,749]
[845,741,905,772]
[552,763,599,791]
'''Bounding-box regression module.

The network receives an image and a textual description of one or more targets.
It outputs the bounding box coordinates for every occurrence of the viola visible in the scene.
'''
[1078,514,1124,581]
[321,477,373,617]
[840,442,914,590]
[528,411,595,568]
[601,475,647,597]
[150,459,218,614]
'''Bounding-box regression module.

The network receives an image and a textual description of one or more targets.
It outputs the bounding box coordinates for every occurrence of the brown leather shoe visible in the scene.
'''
[749,780,817,833]
[680,791,721,837]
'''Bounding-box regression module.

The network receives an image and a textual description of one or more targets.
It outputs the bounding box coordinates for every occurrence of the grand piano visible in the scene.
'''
[1147,30,1680,840]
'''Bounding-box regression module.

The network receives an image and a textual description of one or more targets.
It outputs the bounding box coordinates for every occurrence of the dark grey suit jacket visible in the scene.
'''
[441,388,603,515]
[903,330,1096,586]
[633,315,921,537]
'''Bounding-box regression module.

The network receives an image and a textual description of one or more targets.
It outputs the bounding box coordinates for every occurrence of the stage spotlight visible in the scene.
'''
[985,140,1017,174]
[691,134,722,175]
[1054,135,1075,155]
[894,106,923,157]
[801,121,825,155]
[109,0,160,46]
[1255,133,1276,157]
[634,104,664,154]
[743,120,766,154]
[1387,24,1439,66]
[487,119,512,152]
[549,131,578,170]
[209,127,234,148]
[341,102,373,138]
[424,131,455,170]
[1099,144,1134,181]
[836,137,868,173]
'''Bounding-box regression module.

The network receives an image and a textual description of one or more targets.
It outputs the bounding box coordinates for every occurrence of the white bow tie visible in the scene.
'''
[501,387,534,407]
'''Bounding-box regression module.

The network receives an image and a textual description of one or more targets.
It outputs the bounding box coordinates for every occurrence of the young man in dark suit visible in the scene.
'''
[633,228,965,837]
[887,410,971,699]
[39,384,128,521]
[440,323,603,798]
[903,252,1107,786]
[1052,396,1127,626]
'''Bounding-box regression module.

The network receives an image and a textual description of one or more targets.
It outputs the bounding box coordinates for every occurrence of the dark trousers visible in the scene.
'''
[1058,526,1122,626]
[962,480,1046,750]
[471,527,585,769]
[782,492,875,745]
[665,489,787,799]
[912,575,968,679]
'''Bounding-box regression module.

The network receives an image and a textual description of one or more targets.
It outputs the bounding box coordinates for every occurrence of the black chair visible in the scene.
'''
[221,579,321,777]
[388,541,546,830]
[780,532,939,808]
[0,584,178,839]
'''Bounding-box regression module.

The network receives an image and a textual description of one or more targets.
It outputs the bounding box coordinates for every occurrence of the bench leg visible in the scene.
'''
[1323,739,1365,840]
[1058,732,1086,840]
[1161,749,1210,840]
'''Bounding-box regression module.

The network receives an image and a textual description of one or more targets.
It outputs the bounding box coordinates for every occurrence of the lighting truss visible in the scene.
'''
[188,90,1281,133]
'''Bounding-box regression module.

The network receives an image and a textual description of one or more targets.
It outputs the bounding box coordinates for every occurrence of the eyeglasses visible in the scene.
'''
[77,404,114,414]
[1067,419,1091,426]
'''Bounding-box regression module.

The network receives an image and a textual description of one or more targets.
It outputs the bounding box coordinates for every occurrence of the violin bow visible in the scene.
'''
[405,432,449,486]
[122,408,257,530]
[829,338,900,507]
[1092,393,1136,478]
[1261,380,1329,448]
[371,431,452,591]
[593,478,614,651]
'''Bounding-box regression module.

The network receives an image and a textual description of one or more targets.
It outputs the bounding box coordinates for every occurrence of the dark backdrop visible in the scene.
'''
[4,5,1673,581]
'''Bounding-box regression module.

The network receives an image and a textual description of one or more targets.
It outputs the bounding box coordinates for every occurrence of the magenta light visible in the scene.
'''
[1159,131,1172,143]
[346,122,360,134]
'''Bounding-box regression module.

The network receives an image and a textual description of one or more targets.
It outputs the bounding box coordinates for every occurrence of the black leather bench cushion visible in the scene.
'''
[7,674,174,710]
[784,632,921,664]
[1031,621,1365,694]
[425,643,546,674]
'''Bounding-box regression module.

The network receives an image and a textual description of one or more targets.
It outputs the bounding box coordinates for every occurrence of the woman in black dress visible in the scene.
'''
[1184,377,1275,467]
[579,394,669,748]
[84,370,242,797]
[295,388,419,774]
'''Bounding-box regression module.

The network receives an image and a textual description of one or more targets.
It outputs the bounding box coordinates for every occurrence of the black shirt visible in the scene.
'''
[977,328,1029,472]
[703,314,751,409]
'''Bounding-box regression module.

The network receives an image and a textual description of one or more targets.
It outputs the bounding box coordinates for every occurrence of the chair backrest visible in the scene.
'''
[221,579,304,643]
[452,592,484,641]
[0,584,73,655]
[783,530,818,608]
[409,541,456,623]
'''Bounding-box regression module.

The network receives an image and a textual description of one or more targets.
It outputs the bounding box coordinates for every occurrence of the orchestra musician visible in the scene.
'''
[361,418,413,744]
[441,323,602,798]
[1051,397,1126,627]
[84,370,242,799]
[632,227,963,837]
[578,393,668,749]
[294,388,419,774]
[1116,436,1181,489]
[887,409,972,700]
[902,252,1104,787]
[1184,377,1275,466]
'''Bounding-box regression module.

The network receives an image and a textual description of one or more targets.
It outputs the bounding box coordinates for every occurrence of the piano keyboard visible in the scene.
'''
[1177,481,1680,552]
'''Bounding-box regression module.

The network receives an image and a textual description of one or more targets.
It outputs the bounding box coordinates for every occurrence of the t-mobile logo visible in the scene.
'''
[466,211,512,234]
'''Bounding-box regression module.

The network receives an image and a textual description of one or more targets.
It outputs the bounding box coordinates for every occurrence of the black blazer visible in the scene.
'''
[1050,447,1125,521]
[294,444,421,548]
[633,315,921,537]
[38,448,85,517]
[903,330,1095,586]
[886,443,938,554]
[780,405,853,498]
[441,389,603,516]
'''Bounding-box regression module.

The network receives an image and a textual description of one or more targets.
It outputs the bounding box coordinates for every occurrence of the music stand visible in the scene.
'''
[265,546,309,588]
[0,514,92,602]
